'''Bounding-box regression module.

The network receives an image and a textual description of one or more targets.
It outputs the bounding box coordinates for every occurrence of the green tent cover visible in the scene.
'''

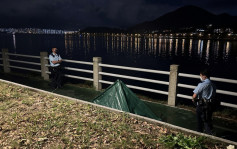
[92,80,160,120]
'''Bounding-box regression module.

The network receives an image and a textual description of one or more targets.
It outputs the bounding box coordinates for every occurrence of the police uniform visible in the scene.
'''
[193,78,216,134]
[49,53,62,89]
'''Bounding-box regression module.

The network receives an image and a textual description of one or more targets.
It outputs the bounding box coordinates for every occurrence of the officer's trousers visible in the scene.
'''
[196,103,213,134]
[50,66,62,89]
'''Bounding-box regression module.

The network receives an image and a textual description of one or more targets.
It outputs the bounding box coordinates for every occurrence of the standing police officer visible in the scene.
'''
[49,48,62,89]
[192,68,216,134]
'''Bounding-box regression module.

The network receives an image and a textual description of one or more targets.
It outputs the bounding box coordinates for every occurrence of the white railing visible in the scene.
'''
[99,63,170,75]
[177,73,237,108]
[98,63,237,108]
[9,65,41,72]
[99,72,169,85]
[98,64,169,95]
[63,59,93,65]
[1,49,237,109]
[99,80,169,95]
[177,79,237,96]
[8,59,41,66]
[7,53,40,59]
[179,73,237,84]
[44,57,93,82]
[5,52,41,72]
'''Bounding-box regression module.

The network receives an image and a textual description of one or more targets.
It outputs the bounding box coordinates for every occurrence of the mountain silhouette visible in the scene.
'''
[81,27,125,33]
[1,5,236,33]
[129,5,237,33]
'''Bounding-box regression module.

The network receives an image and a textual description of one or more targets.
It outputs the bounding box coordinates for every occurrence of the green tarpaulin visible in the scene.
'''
[92,80,160,120]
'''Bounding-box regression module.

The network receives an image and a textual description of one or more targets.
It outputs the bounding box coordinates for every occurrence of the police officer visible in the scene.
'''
[49,48,62,89]
[192,68,216,134]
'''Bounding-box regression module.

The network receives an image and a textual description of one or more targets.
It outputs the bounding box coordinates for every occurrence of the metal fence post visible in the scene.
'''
[168,64,179,106]
[40,52,49,80]
[93,57,102,90]
[2,48,10,73]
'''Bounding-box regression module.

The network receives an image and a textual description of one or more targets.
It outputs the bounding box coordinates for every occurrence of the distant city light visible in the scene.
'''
[0,28,80,34]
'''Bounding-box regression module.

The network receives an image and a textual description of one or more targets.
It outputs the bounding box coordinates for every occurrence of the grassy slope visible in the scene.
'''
[0,82,227,148]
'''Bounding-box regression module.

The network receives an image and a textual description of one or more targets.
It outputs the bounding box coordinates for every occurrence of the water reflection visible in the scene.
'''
[135,36,139,53]
[198,40,204,59]
[182,39,185,56]
[64,34,74,58]
[63,34,234,67]
[169,39,172,56]
[213,41,220,62]
[154,38,157,56]
[223,42,230,62]
[175,39,178,56]
[189,39,193,57]
[13,32,16,53]
[206,40,210,64]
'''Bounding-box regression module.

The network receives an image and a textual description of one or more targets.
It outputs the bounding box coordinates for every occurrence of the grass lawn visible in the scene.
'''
[0,81,230,148]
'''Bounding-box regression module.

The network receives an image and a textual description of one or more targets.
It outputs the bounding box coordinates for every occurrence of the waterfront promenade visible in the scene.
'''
[1,70,237,144]
[1,49,237,143]
[1,78,236,148]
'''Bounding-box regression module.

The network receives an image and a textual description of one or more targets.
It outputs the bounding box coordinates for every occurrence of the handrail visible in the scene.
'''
[216,89,237,96]
[7,53,40,59]
[179,73,199,79]
[44,57,93,65]
[179,73,237,84]
[177,93,237,108]
[99,80,168,95]
[1,51,236,109]
[64,67,93,73]
[211,77,237,84]
[63,59,93,65]
[64,74,93,82]
[99,72,169,85]
[45,71,93,81]
[178,83,196,89]
[8,59,41,66]
[177,94,192,99]
[99,63,170,75]
[178,83,237,96]
[9,65,41,72]
[99,63,237,109]
[221,102,237,109]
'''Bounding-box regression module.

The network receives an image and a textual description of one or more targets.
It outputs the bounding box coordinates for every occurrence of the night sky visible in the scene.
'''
[0,0,237,29]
